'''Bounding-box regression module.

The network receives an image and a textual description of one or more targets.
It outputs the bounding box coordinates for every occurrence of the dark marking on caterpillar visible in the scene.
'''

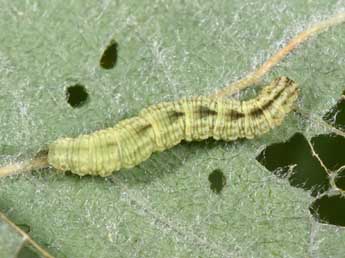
[260,85,286,110]
[48,76,299,176]
[249,89,283,116]
[136,123,152,133]
[225,110,245,120]
[249,107,264,117]
[197,106,218,118]
[168,110,185,119]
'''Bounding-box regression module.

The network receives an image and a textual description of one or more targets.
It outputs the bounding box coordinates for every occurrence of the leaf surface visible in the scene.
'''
[1,1,345,257]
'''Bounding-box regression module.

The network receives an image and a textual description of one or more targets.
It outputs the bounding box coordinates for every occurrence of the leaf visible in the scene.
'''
[1,1,345,257]
[0,211,53,258]
[0,216,24,258]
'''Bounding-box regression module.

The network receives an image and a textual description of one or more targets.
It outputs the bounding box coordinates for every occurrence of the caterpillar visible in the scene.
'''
[47,76,299,177]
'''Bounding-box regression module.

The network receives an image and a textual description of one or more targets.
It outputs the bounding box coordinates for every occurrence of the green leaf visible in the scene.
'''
[1,1,345,257]
[0,217,25,258]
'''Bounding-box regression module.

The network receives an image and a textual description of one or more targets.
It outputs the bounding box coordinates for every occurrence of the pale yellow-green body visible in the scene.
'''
[48,77,299,176]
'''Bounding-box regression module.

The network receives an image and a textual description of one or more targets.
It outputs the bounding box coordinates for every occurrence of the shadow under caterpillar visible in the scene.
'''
[47,76,299,176]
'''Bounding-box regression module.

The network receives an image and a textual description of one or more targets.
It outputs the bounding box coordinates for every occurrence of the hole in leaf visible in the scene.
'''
[208,169,226,194]
[100,39,118,69]
[256,133,330,197]
[311,133,345,171]
[323,91,345,130]
[66,84,89,108]
[334,167,345,190]
[309,194,345,227]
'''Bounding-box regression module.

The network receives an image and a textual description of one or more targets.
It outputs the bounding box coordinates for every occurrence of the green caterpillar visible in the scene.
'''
[48,76,299,176]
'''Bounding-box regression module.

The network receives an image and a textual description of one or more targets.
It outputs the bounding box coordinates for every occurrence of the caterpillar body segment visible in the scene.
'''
[48,76,299,176]
[139,100,185,151]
